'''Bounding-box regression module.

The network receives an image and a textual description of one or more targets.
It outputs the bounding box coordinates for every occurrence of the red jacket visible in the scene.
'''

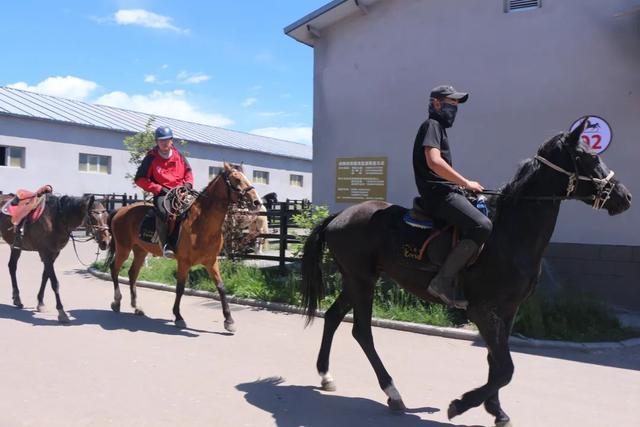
[134,147,194,195]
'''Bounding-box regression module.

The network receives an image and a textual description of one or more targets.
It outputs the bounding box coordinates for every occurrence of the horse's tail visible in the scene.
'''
[104,210,117,269]
[301,213,338,326]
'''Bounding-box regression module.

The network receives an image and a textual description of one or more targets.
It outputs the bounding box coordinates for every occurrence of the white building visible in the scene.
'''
[0,86,312,201]
[286,0,640,310]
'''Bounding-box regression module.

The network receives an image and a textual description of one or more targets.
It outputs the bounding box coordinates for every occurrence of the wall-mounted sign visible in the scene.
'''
[335,157,387,202]
[570,115,612,154]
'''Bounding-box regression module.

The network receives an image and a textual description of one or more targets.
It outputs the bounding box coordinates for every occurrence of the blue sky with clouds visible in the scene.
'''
[0,0,329,144]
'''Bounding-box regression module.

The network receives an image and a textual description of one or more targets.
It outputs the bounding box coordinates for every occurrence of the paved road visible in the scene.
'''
[0,242,638,427]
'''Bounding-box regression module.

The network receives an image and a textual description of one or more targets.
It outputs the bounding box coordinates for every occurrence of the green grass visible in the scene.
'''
[93,257,639,342]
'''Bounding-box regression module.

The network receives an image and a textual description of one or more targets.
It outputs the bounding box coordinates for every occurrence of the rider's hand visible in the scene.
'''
[159,187,169,196]
[463,180,484,193]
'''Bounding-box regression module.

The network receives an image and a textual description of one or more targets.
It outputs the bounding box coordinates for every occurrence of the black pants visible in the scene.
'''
[420,191,492,245]
[153,194,168,222]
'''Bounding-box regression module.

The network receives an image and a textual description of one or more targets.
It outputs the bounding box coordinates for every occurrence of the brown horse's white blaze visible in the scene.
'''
[107,162,261,331]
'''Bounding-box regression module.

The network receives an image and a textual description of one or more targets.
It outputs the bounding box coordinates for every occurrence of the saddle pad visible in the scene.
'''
[403,212,433,229]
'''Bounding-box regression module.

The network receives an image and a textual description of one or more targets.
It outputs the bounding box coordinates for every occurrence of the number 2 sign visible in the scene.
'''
[569,115,612,154]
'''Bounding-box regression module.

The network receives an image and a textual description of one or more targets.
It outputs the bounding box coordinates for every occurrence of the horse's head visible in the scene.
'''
[222,162,262,210]
[536,117,631,215]
[84,196,111,250]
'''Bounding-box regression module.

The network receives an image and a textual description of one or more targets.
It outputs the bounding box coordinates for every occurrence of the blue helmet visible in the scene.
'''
[155,126,173,140]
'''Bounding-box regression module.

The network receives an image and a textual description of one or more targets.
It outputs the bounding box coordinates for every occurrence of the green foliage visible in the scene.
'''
[514,288,638,342]
[291,204,330,256]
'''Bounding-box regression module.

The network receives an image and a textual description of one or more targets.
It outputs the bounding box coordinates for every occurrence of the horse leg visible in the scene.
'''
[173,262,188,328]
[206,261,235,333]
[36,267,49,312]
[43,256,69,323]
[316,291,352,392]
[8,248,23,308]
[109,245,129,313]
[128,248,147,316]
[483,312,517,426]
[447,308,514,421]
[348,277,406,411]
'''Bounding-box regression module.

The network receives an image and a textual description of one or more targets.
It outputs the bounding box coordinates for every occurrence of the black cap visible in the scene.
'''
[429,85,469,103]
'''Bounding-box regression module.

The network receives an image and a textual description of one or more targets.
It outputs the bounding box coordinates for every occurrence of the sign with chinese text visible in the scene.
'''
[335,157,387,202]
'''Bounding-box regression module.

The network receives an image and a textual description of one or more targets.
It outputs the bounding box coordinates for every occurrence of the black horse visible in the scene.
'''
[0,194,110,323]
[301,118,631,424]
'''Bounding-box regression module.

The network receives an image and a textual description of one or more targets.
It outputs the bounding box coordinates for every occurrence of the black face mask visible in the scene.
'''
[429,102,458,128]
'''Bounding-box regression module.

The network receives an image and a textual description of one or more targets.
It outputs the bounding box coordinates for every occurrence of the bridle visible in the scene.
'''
[534,136,616,209]
[222,170,255,199]
[82,206,110,242]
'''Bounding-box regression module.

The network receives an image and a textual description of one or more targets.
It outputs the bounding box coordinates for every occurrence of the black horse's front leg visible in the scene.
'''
[37,267,49,312]
[8,247,23,308]
[448,308,514,422]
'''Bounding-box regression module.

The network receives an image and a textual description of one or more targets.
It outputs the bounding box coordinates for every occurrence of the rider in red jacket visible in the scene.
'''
[134,126,193,257]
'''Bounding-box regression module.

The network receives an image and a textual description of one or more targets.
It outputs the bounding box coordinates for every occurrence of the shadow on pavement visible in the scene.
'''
[235,377,481,427]
[509,344,640,372]
[0,304,232,338]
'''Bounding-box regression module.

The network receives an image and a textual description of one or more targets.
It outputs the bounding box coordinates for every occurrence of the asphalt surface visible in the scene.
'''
[0,242,638,427]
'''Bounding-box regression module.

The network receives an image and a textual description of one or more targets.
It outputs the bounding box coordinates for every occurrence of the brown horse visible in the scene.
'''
[106,162,261,331]
[0,194,110,322]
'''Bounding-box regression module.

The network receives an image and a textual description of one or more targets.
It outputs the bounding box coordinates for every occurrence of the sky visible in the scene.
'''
[0,0,330,144]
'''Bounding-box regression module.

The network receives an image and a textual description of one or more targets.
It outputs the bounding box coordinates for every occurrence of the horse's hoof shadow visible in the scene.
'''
[175,319,187,329]
[387,397,407,412]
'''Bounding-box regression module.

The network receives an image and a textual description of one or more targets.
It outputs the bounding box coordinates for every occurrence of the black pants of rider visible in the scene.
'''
[427,191,492,245]
[153,194,174,250]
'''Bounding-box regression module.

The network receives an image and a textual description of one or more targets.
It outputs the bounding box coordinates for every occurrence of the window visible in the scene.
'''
[79,153,110,174]
[504,0,541,12]
[0,145,25,168]
[209,166,223,179]
[290,174,304,187]
[253,170,269,185]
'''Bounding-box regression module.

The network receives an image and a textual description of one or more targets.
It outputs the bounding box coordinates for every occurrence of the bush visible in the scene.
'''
[514,288,637,342]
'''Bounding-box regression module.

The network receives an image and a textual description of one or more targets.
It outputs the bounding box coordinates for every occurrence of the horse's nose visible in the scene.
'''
[253,199,262,207]
[626,193,632,203]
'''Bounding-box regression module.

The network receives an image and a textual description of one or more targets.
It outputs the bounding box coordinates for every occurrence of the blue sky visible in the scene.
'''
[0,0,329,143]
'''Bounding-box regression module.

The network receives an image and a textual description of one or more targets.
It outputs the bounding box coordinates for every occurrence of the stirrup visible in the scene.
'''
[427,277,468,310]
[162,245,175,259]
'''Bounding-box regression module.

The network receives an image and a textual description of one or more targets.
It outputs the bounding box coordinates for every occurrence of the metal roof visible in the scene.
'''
[284,0,385,47]
[0,86,312,161]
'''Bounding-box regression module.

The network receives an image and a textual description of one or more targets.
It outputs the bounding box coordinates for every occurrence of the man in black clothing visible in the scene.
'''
[413,85,492,309]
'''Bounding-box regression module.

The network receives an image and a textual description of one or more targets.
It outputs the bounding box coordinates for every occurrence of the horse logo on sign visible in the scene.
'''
[570,115,612,154]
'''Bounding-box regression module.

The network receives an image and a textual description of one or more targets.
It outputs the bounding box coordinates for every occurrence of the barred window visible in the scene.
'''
[79,153,110,174]
[504,0,541,13]
[253,170,269,185]
[0,145,25,168]
[290,174,303,187]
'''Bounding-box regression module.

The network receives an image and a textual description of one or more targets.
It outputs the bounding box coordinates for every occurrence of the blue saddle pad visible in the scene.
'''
[402,212,433,229]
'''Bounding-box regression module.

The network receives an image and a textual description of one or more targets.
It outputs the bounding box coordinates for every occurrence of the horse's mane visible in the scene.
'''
[488,132,565,215]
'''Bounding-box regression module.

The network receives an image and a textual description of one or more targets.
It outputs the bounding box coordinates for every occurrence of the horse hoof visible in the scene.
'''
[110,302,120,313]
[36,303,45,312]
[58,311,70,324]
[13,299,23,309]
[495,414,511,427]
[224,321,236,333]
[175,319,187,329]
[387,398,407,412]
[134,308,145,316]
[447,399,462,420]
[321,379,336,392]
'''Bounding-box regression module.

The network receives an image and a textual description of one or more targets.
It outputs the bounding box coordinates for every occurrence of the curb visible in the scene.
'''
[86,267,640,351]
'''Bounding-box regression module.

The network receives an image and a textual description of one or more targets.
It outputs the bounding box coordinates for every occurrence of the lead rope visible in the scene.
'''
[69,233,100,267]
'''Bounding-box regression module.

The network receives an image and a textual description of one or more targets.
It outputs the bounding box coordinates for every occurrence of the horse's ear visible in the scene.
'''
[87,194,95,210]
[568,117,589,146]
[223,162,232,172]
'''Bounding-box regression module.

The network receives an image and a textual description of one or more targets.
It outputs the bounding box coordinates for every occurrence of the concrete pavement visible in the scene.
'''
[0,242,638,426]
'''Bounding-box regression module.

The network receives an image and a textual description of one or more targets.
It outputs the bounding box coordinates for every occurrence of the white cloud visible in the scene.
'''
[8,76,98,100]
[241,97,257,108]
[250,127,312,144]
[176,71,210,84]
[257,111,285,117]
[96,90,233,127]
[113,9,188,33]
[144,74,157,83]
[161,64,169,69]
[280,93,292,99]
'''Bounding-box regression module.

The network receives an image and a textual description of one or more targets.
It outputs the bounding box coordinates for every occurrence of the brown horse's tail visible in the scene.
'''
[104,210,117,269]
[301,213,337,326]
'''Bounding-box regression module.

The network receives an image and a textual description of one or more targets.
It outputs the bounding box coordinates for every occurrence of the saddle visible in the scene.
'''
[1,185,52,228]
[397,198,486,269]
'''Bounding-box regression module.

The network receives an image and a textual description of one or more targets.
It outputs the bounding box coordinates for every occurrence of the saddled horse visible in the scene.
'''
[300,118,631,424]
[0,193,110,322]
[106,162,261,331]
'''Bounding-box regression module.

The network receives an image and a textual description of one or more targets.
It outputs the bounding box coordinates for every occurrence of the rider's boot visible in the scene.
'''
[427,239,479,310]
[156,218,175,259]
